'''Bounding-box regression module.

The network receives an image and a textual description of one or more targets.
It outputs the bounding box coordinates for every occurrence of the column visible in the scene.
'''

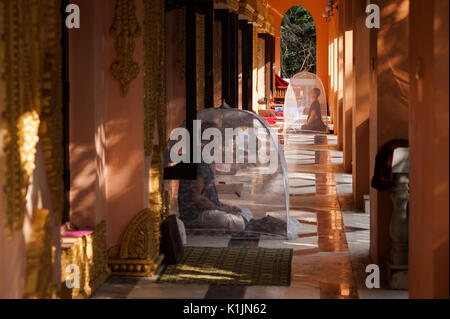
[69,0,107,228]
[343,0,353,173]
[369,0,409,277]
[229,12,239,108]
[215,9,231,106]
[351,0,370,210]
[240,20,253,111]
[104,0,147,248]
[204,1,214,108]
[409,0,449,298]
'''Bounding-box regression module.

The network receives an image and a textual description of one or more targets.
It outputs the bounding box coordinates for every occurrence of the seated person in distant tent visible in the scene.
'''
[300,88,327,132]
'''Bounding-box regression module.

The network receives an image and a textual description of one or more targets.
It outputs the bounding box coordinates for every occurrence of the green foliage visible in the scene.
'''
[281,6,316,78]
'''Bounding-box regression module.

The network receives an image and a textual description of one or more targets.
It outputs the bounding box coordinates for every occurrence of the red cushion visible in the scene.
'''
[263,117,277,125]
[62,230,94,238]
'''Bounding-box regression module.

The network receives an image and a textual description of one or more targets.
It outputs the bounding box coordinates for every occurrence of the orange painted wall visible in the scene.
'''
[268,0,329,96]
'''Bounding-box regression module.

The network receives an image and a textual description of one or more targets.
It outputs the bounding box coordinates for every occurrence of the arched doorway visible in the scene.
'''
[280,5,317,79]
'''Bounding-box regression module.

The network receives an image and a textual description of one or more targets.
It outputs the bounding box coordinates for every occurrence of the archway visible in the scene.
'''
[268,0,329,96]
[281,5,317,78]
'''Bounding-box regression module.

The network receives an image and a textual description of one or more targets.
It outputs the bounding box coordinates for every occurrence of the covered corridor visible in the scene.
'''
[92,131,406,299]
[0,0,448,300]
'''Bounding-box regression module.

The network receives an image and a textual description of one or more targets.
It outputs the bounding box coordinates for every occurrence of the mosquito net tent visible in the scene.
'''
[164,107,298,240]
[283,71,328,134]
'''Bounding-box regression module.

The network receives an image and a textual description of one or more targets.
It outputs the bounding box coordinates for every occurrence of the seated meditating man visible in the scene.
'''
[301,88,327,132]
[178,121,246,232]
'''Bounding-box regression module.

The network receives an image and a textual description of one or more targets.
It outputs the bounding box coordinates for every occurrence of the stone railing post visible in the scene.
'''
[388,147,409,290]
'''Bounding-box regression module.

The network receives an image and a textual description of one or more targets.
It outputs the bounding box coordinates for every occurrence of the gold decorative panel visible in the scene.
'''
[108,209,163,276]
[253,0,266,28]
[239,0,256,21]
[110,0,141,95]
[143,0,166,157]
[143,0,167,232]
[215,0,239,12]
[1,0,64,238]
[24,209,57,299]
[39,0,64,228]
[60,221,110,299]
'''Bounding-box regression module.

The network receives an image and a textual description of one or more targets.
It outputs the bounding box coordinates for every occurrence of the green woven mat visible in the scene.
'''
[157,246,293,286]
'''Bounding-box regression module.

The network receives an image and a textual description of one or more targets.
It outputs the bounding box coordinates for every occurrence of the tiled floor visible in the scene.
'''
[92,131,408,299]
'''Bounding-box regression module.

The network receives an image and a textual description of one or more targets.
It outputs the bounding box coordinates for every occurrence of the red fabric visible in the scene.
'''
[62,230,94,238]
[262,117,277,125]
[371,139,409,191]
[275,111,283,117]
[275,74,289,88]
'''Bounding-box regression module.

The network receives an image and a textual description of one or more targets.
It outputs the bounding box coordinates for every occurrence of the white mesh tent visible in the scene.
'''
[163,107,295,239]
[283,71,328,134]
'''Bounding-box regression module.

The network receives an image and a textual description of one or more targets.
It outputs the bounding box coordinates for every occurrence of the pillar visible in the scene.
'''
[409,0,449,298]
[342,0,353,173]
[204,2,214,108]
[239,20,253,111]
[215,9,239,108]
[369,0,410,278]
[351,0,370,209]
[213,14,223,108]
[337,4,344,149]
[69,0,107,228]
[230,12,239,108]
[104,0,147,248]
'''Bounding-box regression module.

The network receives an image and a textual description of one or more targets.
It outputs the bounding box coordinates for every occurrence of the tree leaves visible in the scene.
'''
[281,6,316,78]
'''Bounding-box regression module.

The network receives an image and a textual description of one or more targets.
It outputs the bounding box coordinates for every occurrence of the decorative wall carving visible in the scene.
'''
[110,0,141,95]
[143,0,166,157]
[39,0,64,227]
[24,209,57,299]
[60,221,110,299]
[215,0,239,12]
[239,0,256,21]
[1,0,64,238]
[253,0,265,27]
[108,209,163,276]
[144,0,167,231]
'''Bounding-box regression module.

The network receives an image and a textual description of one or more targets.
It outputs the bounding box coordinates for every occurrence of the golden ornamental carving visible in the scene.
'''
[119,209,153,259]
[1,0,64,237]
[110,0,141,95]
[39,0,65,227]
[143,0,166,157]
[60,221,110,299]
[215,0,239,12]
[108,209,163,277]
[253,0,266,27]
[144,0,167,246]
[239,0,256,21]
[24,209,57,299]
